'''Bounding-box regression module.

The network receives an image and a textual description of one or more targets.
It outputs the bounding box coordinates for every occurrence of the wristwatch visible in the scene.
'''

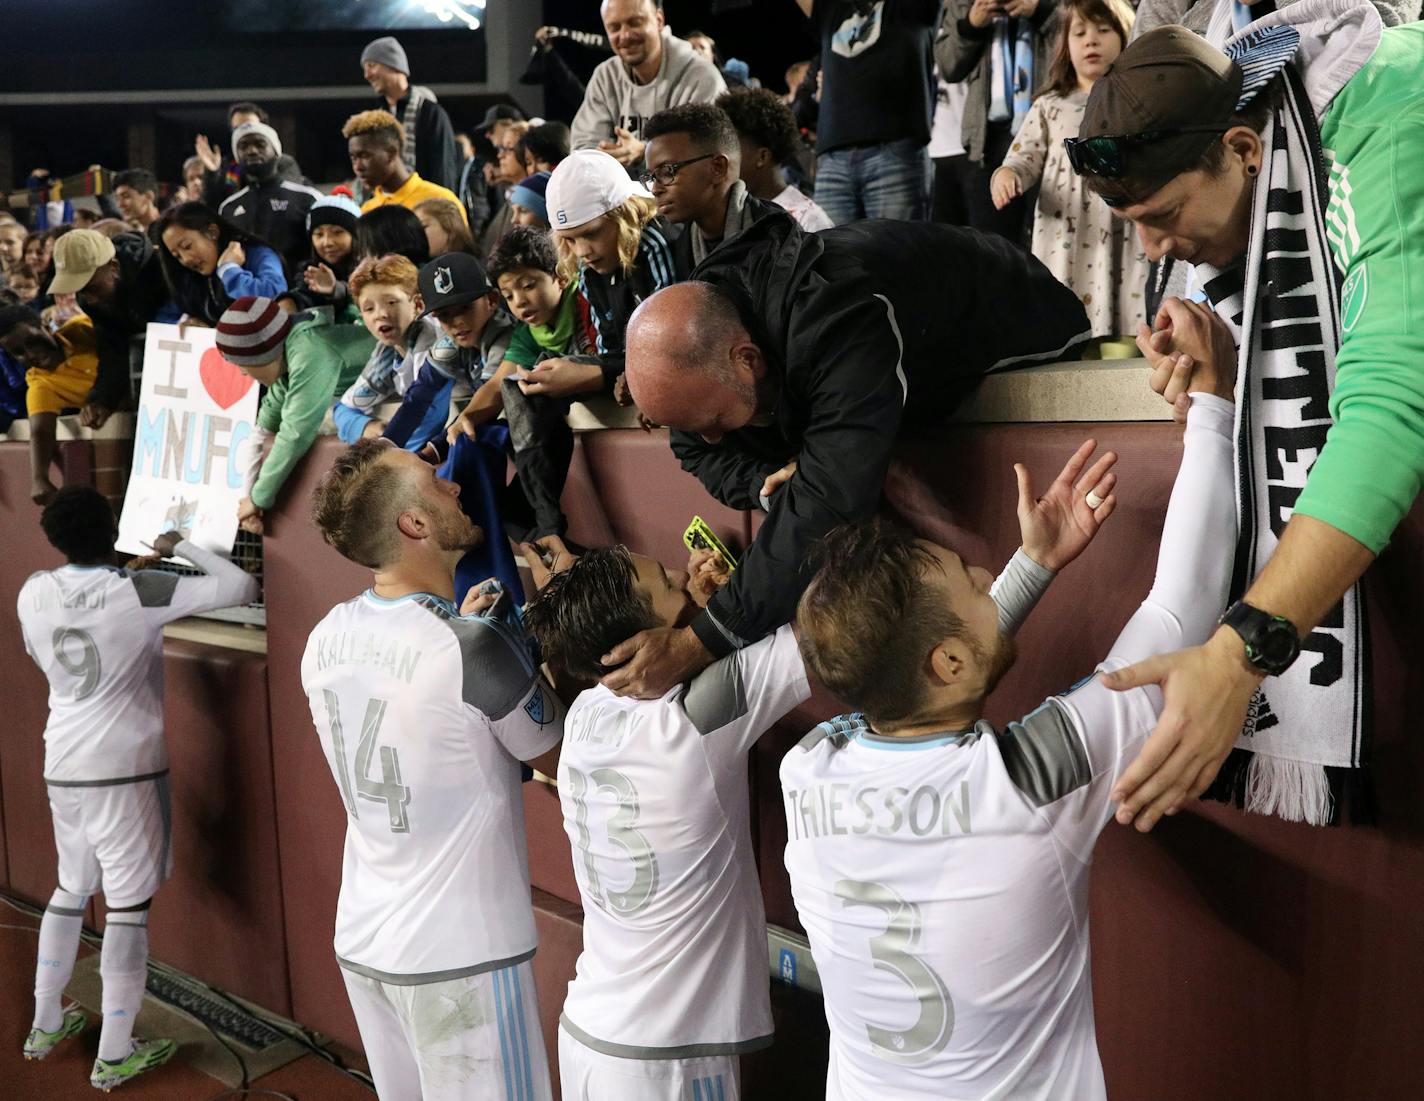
[1219,602,1301,676]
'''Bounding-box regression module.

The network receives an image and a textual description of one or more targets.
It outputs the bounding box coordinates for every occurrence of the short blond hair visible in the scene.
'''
[342,109,405,146]
[554,194,659,285]
[349,253,420,300]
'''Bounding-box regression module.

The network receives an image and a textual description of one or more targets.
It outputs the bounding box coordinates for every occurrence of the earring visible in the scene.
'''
[1246,164,1259,177]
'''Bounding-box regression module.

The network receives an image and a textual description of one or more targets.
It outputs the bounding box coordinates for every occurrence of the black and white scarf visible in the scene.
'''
[399,85,438,171]
[1194,26,1368,826]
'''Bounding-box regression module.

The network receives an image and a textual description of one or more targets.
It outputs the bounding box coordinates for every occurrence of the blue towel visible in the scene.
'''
[440,427,526,608]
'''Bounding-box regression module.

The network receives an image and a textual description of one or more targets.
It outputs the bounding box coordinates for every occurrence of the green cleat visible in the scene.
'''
[23,1007,87,1060]
[89,1037,177,1092]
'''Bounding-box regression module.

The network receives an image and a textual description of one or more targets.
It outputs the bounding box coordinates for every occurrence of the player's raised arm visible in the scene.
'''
[137,531,259,619]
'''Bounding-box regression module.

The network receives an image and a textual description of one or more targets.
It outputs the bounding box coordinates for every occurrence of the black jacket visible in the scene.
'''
[667,192,782,278]
[675,213,1091,657]
[218,176,323,271]
[580,216,687,393]
[77,232,170,410]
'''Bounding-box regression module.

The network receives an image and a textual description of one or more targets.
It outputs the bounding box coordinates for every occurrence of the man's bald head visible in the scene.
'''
[625,282,765,441]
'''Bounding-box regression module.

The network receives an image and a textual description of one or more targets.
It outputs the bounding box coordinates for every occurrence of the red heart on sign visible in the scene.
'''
[199,347,254,410]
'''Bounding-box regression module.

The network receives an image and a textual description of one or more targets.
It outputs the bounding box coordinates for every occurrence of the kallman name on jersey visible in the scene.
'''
[310,628,424,684]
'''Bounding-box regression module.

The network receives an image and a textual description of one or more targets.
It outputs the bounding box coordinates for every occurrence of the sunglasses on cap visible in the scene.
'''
[1064,125,1230,178]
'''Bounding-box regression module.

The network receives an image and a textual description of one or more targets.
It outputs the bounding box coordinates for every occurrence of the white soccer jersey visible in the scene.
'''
[17,542,258,785]
[781,395,1237,1100]
[301,591,564,982]
[558,624,811,1060]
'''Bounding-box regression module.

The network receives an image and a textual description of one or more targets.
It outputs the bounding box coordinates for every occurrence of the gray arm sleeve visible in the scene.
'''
[990,549,1057,636]
[440,615,537,721]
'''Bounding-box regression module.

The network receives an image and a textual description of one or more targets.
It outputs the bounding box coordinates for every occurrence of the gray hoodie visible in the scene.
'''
[571,28,726,155]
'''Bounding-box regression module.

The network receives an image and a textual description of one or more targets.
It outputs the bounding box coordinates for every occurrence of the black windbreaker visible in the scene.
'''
[675,212,1091,657]
[77,232,170,410]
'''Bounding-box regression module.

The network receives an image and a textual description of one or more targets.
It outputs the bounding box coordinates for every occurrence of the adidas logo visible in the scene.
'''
[1242,688,1279,737]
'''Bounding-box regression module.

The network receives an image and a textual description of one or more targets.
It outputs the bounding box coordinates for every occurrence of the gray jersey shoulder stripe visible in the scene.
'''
[431,610,536,721]
[129,570,180,608]
[996,700,1091,807]
[798,713,865,751]
[679,653,748,736]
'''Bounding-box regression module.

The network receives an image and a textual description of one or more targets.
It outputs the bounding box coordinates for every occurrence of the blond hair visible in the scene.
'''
[413,198,475,255]
[349,253,420,300]
[342,109,406,146]
[310,438,413,569]
[554,194,659,285]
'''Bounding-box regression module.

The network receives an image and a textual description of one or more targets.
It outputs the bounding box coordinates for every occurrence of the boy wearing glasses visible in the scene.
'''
[642,103,782,273]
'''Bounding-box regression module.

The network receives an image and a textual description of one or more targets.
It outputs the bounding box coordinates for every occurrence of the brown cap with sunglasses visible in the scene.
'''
[1077,26,1244,206]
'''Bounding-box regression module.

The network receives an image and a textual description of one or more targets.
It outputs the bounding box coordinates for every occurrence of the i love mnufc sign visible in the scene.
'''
[116,324,259,561]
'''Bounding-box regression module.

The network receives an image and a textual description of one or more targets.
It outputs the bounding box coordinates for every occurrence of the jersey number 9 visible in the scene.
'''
[52,628,101,701]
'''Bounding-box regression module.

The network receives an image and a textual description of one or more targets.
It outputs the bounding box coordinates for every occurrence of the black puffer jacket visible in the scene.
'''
[674,212,1092,657]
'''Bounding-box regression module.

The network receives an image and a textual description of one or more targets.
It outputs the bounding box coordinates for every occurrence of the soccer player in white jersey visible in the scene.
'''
[524,543,810,1101]
[782,380,1237,1097]
[301,438,565,1101]
[17,486,259,1091]
[519,432,1122,1101]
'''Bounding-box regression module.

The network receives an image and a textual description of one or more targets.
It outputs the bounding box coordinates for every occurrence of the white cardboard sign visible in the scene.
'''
[117,324,260,559]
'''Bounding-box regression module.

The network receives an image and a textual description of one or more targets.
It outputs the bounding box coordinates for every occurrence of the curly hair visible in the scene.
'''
[41,486,117,563]
[523,547,660,681]
[348,253,420,300]
[342,109,405,149]
[716,88,801,164]
[487,225,559,284]
[642,103,739,157]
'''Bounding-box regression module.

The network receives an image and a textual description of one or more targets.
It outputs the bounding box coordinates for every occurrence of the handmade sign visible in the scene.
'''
[116,324,258,560]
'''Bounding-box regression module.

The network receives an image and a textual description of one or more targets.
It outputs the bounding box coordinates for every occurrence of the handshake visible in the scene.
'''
[1137,297,1238,420]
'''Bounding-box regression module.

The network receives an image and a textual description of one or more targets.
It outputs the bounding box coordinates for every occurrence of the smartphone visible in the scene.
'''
[682,516,738,570]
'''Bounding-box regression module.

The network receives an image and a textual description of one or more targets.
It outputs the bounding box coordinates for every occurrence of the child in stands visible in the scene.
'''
[332,254,443,445]
[0,305,98,504]
[990,0,1146,338]
[285,194,362,314]
[218,295,376,535]
[155,202,286,325]
[508,172,552,230]
[414,197,476,258]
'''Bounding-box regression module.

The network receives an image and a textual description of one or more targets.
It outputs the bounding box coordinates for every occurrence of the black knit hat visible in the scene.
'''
[306,194,362,235]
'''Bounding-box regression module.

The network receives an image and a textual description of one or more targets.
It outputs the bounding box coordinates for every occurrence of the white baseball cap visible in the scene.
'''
[546,149,652,231]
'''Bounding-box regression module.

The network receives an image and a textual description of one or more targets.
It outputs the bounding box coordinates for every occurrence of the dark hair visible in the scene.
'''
[1042,0,1135,99]
[310,438,412,569]
[355,205,430,265]
[41,486,116,563]
[487,226,559,283]
[114,168,159,196]
[523,547,660,681]
[0,303,41,338]
[716,87,801,164]
[519,122,571,169]
[154,201,274,322]
[228,101,269,124]
[797,519,975,724]
[1084,73,1284,205]
[642,103,740,157]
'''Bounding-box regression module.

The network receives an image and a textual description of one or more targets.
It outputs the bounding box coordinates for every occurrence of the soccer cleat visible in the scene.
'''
[23,1006,87,1060]
[89,1037,177,1092]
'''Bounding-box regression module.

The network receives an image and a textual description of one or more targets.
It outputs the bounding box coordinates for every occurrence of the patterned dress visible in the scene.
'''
[1001,89,1149,338]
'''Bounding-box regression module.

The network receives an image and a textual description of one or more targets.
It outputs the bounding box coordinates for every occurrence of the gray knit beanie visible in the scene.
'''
[361,36,410,77]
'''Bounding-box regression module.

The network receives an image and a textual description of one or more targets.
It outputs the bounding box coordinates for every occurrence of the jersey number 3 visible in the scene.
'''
[321,692,412,833]
[836,879,955,1064]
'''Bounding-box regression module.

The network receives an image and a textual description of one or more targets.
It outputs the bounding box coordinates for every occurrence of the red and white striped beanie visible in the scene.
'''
[215,296,292,367]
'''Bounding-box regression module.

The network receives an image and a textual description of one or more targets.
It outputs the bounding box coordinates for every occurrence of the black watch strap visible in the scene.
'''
[1219,601,1301,676]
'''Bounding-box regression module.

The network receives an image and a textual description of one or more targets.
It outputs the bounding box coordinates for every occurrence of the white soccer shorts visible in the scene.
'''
[558,1024,741,1101]
[342,958,552,1101]
[47,776,173,909]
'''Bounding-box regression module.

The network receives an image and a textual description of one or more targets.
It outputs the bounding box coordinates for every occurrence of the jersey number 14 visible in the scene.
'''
[321,692,412,833]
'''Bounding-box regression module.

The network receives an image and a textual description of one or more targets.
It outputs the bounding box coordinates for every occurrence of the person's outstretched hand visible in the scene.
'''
[150,530,185,558]
[601,627,711,699]
[304,263,337,296]
[990,167,1022,211]
[1101,628,1262,830]
[195,134,222,173]
[1015,438,1118,572]
[1137,297,1238,421]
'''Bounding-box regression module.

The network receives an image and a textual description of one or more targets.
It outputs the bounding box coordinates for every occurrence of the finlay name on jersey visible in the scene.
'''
[566,702,639,748]
[312,629,423,683]
[783,781,973,841]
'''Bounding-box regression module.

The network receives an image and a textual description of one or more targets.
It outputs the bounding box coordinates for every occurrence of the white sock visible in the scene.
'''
[32,888,86,1033]
[97,911,149,1062]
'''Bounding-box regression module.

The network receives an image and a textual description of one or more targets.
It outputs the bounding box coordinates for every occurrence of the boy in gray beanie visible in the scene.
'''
[360,35,461,192]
